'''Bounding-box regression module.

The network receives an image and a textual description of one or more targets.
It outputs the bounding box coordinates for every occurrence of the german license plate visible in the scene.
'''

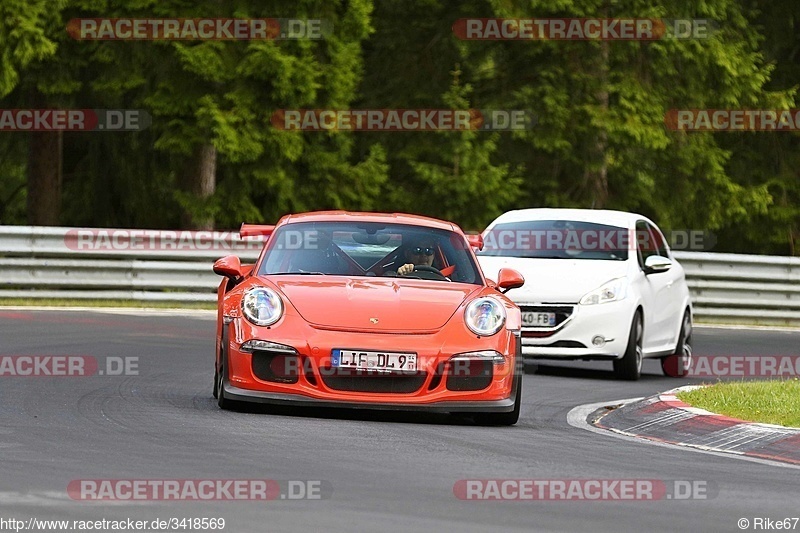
[331,349,417,371]
[521,311,556,327]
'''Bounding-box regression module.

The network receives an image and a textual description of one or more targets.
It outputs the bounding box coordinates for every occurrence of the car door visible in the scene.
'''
[649,222,685,349]
[635,220,673,351]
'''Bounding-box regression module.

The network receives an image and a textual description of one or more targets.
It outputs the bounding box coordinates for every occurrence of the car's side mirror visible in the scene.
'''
[496,268,525,293]
[466,234,484,251]
[213,255,244,280]
[644,255,672,274]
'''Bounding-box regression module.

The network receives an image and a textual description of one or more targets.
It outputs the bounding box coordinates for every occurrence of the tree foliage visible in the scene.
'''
[0,0,798,254]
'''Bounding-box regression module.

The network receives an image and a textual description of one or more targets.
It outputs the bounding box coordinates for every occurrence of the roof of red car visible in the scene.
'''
[276,211,460,232]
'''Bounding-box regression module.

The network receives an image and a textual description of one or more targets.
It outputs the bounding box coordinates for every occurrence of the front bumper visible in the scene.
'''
[221,316,521,411]
[519,300,634,360]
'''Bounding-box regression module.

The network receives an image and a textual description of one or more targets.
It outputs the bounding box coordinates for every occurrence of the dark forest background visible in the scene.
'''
[1,0,799,255]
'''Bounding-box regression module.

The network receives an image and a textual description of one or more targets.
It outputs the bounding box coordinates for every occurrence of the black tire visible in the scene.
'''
[613,312,643,381]
[472,374,522,426]
[661,310,692,377]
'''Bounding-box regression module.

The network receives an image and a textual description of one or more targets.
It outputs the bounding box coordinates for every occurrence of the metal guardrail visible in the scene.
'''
[0,226,261,303]
[672,251,800,325]
[0,226,798,325]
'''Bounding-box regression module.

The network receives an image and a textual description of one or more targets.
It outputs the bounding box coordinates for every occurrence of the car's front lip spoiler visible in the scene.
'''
[221,381,517,413]
[522,351,623,360]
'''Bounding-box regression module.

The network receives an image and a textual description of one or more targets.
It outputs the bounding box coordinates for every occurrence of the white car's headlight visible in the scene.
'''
[465,297,506,336]
[579,277,627,306]
[242,287,284,326]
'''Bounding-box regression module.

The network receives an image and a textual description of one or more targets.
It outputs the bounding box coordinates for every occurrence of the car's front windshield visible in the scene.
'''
[258,221,483,284]
[477,220,629,261]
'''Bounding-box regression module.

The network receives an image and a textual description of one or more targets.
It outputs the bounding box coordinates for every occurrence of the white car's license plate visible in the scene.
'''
[521,311,557,327]
[331,349,417,371]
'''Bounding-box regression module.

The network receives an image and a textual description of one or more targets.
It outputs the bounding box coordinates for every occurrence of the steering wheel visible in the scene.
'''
[412,265,450,281]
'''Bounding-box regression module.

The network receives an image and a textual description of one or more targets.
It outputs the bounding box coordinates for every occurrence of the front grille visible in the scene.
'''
[320,368,426,393]
[446,359,493,392]
[519,305,574,329]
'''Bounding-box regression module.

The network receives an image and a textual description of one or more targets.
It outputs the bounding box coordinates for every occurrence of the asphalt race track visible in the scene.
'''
[1,309,799,532]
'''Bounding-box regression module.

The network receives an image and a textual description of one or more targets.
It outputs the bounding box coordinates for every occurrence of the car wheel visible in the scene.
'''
[473,374,522,426]
[613,311,643,381]
[661,310,692,377]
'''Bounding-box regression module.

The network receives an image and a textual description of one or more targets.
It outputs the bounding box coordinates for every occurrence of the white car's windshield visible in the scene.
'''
[258,221,483,283]
[477,220,629,261]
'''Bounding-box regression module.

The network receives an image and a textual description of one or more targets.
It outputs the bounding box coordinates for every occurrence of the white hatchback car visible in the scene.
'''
[476,208,692,380]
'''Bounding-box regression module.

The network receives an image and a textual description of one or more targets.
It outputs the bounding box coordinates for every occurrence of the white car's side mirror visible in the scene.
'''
[644,255,672,274]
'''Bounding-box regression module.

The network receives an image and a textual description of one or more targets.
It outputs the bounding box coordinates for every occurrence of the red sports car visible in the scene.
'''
[212,211,526,425]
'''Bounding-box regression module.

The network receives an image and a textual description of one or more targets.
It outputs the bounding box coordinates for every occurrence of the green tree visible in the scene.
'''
[357,0,524,231]
[713,0,800,255]
[358,0,791,242]
[1,0,387,229]
[0,0,69,225]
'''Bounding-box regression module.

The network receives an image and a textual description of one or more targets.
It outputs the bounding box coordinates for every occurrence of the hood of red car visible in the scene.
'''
[265,276,479,332]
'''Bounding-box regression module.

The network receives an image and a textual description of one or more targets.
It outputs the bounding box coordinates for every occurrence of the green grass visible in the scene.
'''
[694,318,800,329]
[0,298,215,310]
[677,379,800,428]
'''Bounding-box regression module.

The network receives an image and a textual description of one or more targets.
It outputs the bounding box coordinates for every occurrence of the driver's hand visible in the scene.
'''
[397,263,414,276]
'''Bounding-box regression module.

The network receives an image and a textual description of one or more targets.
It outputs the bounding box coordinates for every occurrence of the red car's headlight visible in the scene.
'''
[242,287,284,326]
[464,297,506,336]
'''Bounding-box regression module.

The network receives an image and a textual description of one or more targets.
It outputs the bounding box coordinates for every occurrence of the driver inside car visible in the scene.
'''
[397,239,436,276]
